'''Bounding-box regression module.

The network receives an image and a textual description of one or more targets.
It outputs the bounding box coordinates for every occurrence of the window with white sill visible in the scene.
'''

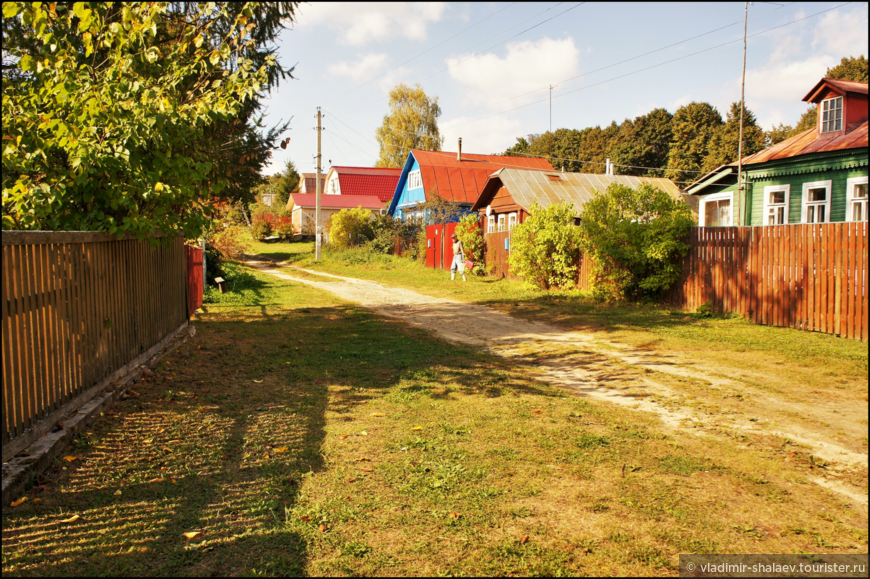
[762,185,790,226]
[487,215,495,233]
[847,176,868,222]
[802,180,831,224]
[407,170,422,190]
[497,214,506,232]
[507,213,517,230]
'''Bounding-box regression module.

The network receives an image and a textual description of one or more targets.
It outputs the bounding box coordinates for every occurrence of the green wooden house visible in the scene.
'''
[688,78,868,226]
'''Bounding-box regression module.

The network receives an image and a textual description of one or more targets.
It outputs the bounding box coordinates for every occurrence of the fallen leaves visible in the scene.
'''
[10,497,27,507]
[519,535,530,544]
[534,410,543,415]
[59,515,80,524]
[370,413,386,417]
[273,447,288,454]
[318,524,329,533]
[162,446,173,453]
[300,515,311,522]
[450,511,461,519]
[355,457,371,462]
[182,531,201,540]
[412,426,423,431]
[253,380,263,383]
[63,456,78,462]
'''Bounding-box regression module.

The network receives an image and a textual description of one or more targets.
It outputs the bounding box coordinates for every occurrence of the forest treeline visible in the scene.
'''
[502,56,868,186]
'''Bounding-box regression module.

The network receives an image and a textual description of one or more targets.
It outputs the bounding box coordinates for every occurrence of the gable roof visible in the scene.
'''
[472,169,685,217]
[388,150,554,213]
[287,193,384,211]
[330,166,401,202]
[803,78,869,103]
[298,173,326,194]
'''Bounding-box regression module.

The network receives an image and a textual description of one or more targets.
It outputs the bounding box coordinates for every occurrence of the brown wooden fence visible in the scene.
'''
[664,223,867,340]
[484,229,594,288]
[2,231,191,458]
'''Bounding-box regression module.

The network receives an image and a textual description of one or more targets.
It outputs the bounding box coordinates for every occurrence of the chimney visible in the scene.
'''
[605,157,612,175]
[561,165,565,173]
[457,138,462,162]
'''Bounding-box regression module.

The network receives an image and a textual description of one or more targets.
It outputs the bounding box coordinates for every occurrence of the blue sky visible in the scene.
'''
[259,2,869,175]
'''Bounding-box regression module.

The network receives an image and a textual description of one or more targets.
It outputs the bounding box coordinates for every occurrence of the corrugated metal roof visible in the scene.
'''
[736,121,867,166]
[472,169,684,217]
[410,150,554,204]
[288,194,385,210]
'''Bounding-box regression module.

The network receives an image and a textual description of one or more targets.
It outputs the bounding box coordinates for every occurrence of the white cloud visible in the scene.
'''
[446,37,580,108]
[328,54,389,80]
[296,2,446,46]
[812,7,870,58]
[441,115,524,156]
[670,94,694,110]
[745,55,831,104]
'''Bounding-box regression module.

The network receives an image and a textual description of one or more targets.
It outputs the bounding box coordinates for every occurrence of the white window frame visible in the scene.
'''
[497,214,506,232]
[698,191,733,227]
[846,176,868,223]
[820,96,843,133]
[487,215,495,233]
[507,212,517,230]
[762,184,790,226]
[801,180,832,224]
[407,170,423,190]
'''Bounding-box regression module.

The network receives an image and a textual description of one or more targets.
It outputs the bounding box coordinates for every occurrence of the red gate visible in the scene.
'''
[186,245,203,316]
[425,223,459,270]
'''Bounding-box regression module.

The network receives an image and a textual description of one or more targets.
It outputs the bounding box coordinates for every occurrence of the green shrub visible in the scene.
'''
[508,201,582,290]
[579,183,694,302]
[326,207,374,249]
[455,213,486,275]
[276,220,296,240]
[252,220,272,241]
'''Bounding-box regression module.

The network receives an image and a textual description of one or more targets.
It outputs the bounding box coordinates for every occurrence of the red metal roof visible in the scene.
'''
[737,121,868,165]
[331,166,401,202]
[288,194,385,210]
[803,78,869,103]
[411,150,554,204]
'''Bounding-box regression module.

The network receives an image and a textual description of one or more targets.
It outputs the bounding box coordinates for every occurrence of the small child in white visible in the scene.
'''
[450,233,466,281]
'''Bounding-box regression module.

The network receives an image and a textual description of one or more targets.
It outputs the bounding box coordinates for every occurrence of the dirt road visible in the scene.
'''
[246,260,868,506]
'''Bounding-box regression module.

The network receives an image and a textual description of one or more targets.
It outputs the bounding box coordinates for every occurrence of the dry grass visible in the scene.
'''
[3,265,866,577]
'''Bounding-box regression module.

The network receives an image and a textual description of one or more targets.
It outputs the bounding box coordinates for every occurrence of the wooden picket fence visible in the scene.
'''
[484,229,594,289]
[664,223,867,340]
[2,231,192,459]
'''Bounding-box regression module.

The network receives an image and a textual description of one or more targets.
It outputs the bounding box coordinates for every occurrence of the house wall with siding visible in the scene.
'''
[393,156,425,219]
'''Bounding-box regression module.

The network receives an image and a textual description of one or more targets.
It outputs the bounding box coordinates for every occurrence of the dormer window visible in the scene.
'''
[821,96,842,133]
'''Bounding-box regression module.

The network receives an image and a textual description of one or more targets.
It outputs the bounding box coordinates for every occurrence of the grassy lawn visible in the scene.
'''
[3,262,866,576]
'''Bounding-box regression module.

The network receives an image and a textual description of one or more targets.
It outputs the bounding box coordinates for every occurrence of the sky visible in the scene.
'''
[258,2,869,176]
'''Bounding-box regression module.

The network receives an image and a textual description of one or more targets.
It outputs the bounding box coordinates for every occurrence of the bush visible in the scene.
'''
[578,183,694,302]
[509,201,582,290]
[210,224,250,260]
[326,207,374,249]
[252,220,273,241]
[455,214,486,275]
[276,220,296,240]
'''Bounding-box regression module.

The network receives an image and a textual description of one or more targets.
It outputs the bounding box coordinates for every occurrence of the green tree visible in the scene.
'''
[666,102,724,184]
[274,159,301,207]
[703,102,764,172]
[508,201,581,290]
[2,2,297,237]
[610,108,674,177]
[375,83,443,168]
[579,183,694,302]
[826,55,869,82]
[765,123,793,147]
[790,107,817,137]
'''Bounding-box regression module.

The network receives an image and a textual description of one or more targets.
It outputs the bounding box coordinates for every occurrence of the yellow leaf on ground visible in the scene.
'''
[253,380,263,383]
[63,456,78,462]
[183,531,201,539]
[10,497,27,507]
[274,447,288,454]
[412,426,423,431]
[59,515,80,523]
[162,447,173,453]
[370,413,386,417]
[33,498,41,502]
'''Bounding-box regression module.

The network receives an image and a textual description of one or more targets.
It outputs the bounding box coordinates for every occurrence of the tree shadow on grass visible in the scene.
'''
[1,303,554,576]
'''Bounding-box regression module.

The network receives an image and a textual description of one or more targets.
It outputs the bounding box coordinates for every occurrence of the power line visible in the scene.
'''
[339,2,585,117]
[323,2,520,107]
[451,1,853,130]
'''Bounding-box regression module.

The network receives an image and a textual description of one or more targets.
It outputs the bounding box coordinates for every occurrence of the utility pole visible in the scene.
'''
[315,107,322,261]
[737,2,748,226]
[549,84,555,133]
